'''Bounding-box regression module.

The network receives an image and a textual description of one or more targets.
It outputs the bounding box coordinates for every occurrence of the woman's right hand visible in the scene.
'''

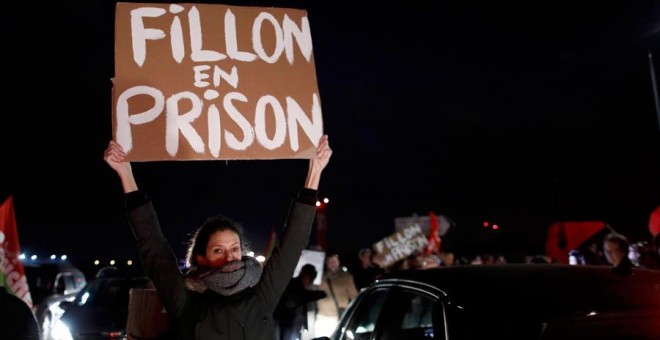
[104,140,137,193]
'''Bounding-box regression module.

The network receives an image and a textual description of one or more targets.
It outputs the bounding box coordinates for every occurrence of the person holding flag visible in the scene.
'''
[0,196,40,339]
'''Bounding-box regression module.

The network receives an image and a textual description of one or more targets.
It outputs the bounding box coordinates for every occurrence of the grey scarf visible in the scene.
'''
[185,256,263,296]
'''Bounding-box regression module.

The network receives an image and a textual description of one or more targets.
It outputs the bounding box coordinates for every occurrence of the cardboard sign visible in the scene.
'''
[292,249,325,286]
[372,224,428,267]
[113,2,323,161]
[394,214,452,236]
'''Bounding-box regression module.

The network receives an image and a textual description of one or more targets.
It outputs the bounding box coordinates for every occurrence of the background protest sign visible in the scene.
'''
[113,2,323,161]
[292,249,325,286]
[372,224,428,267]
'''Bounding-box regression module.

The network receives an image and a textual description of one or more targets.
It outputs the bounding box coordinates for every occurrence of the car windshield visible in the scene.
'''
[73,277,151,308]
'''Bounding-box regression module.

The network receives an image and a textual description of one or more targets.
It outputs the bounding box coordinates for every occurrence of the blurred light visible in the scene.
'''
[50,254,57,260]
[483,222,489,227]
[31,255,38,260]
[80,292,90,305]
[256,255,266,263]
[127,260,133,266]
[315,201,321,207]
[247,251,255,257]
[19,253,26,260]
[587,311,597,316]
[60,255,67,261]
[323,197,329,204]
[94,260,100,265]
[492,224,499,230]
[110,260,116,265]
[51,319,73,340]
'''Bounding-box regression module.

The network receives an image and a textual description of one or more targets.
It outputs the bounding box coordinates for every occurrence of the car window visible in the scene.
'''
[339,288,389,340]
[73,273,87,291]
[379,289,444,340]
[55,274,68,294]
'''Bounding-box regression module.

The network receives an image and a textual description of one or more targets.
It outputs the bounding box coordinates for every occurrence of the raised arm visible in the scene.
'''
[103,140,137,193]
[304,134,332,190]
[103,140,190,319]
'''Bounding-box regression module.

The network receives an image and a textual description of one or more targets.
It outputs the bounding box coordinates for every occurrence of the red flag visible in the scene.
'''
[264,225,278,260]
[425,211,442,255]
[649,206,660,236]
[0,196,33,307]
[545,221,607,264]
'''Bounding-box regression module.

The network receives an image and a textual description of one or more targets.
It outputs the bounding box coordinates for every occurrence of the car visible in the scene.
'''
[315,264,660,340]
[24,263,88,336]
[48,269,153,340]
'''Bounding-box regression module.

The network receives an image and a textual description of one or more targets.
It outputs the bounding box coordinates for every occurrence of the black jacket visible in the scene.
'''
[126,189,317,340]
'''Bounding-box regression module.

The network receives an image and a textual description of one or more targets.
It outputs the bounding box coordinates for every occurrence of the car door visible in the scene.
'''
[335,287,390,340]
[377,286,446,340]
[334,282,447,340]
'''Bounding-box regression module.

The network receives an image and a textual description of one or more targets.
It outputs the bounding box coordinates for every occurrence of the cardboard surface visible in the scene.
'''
[113,2,323,161]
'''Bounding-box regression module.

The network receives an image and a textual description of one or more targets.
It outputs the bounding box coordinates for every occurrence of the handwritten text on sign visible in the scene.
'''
[373,224,428,267]
[113,3,323,160]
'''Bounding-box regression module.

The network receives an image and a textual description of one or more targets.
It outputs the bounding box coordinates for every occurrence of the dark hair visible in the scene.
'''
[358,248,373,258]
[185,215,248,268]
[604,232,629,251]
[299,263,318,278]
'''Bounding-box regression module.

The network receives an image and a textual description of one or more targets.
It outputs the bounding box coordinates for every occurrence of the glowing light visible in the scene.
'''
[60,255,67,260]
[51,320,73,340]
[19,253,26,260]
[110,260,116,265]
[483,222,489,227]
[323,197,330,204]
[493,224,499,230]
[127,260,133,266]
[256,255,266,262]
[316,201,321,207]
[31,255,38,260]
[80,292,90,305]
[94,260,100,265]
[247,251,255,257]
[50,255,57,260]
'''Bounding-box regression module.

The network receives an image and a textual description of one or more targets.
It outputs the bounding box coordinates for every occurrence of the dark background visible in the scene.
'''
[2,1,659,266]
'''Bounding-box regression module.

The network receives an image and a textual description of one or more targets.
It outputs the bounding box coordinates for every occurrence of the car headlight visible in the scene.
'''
[51,319,73,340]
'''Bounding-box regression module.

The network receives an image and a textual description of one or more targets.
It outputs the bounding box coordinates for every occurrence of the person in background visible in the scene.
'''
[274,264,327,340]
[628,241,660,270]
[352,248,384,290]
[0,270,40,339]
[603,232,634,275]
[104,135,332,340]
[315,252,358,337]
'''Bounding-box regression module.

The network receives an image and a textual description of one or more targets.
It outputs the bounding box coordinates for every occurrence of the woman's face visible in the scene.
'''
[202,230,242,268]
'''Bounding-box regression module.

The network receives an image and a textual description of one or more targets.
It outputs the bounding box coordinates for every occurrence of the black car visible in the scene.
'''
[49,272,153,340]
[317,264,660,340]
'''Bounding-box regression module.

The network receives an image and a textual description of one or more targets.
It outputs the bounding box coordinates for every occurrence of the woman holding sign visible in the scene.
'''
[103,135,331,340]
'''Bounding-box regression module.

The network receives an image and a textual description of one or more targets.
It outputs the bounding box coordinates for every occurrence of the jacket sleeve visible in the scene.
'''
[256,188,317,313]
[125,191,190,318]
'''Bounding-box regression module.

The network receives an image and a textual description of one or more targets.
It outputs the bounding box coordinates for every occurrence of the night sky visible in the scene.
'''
[2,1,660,266]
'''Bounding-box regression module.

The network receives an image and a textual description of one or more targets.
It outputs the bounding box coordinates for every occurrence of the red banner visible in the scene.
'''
[649,206,660,236]
[0,196,33,307]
